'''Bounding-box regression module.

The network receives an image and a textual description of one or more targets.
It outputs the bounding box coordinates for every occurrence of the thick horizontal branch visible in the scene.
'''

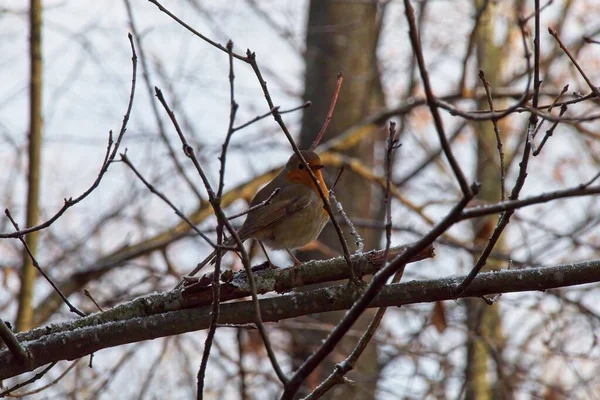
[2,259,599,380]
[16,243,434,348]
[181,244,434,306]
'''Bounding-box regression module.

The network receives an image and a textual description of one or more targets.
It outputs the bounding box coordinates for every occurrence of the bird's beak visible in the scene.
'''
[311,164,325,170]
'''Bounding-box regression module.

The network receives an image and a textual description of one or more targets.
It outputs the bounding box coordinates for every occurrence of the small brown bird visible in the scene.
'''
[187,150,329,277]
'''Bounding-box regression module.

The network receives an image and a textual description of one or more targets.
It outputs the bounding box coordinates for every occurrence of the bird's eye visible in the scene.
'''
[298,163,304,170]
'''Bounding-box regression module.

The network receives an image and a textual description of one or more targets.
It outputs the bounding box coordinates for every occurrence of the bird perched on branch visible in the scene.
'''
[186,150,330,278]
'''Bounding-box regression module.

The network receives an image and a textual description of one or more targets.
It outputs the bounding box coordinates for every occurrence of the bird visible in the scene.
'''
[185,150,330,278]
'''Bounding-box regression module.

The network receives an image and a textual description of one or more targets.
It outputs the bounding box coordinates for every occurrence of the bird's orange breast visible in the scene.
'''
[286,169,329,200]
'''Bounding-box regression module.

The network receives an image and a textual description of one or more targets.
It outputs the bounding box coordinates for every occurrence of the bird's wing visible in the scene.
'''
[236,188,313,241]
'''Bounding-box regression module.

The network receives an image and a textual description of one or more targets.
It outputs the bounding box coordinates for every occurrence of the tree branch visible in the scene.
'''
[3,259,600,381]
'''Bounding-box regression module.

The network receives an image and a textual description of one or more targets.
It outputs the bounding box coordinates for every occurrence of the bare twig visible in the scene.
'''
[0,34,137,239]
[227,188,281,220]
[0,362,57,397]
[139,338,171,400]
[154,85,288,385]
[454,0,542,297]
[0,319,27,365]
[5,210,85,317]
[479,69,506,200]
[549,27,600,97]
[305,121,403,399]
[530,84,569,144]
[532,103,568,156]
[396,122,466,187]
[404,0,471,196]
[245,50,357,282]
[310,73,344,151]
[124,0,204,200]
[521,0,554,23]
[236,329,249,400]
[329,190,364,253]
[147,0,248,62]
[460,181,600,221]
[233,102,311,132]
[197,40,239,399]
[5,359,79,398]
[282,182,479,398]
[457,0,491,94]
[83,289,104,312]
[120,152,216,248]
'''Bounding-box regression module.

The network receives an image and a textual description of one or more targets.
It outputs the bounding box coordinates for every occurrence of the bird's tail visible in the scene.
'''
[184,248,219,279]
[177,235,243,287]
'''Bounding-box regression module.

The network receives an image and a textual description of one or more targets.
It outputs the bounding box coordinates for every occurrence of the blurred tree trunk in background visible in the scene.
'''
[293,0,386,397]
[16,0,43,332]
[465,1,511,398]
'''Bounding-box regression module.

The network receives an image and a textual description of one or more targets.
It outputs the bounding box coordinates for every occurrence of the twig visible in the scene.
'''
[384,122,401,265]
[124,0,204,200]
[584,36,600,45]
[396,122,466,187]
[304,121,404,399]
[83,289,104,312]
[154,87,216,200]
[303,308,386,400]
[245,50,357,282]
[549,27,600,97]
[233,102,311,132]
[155,85,289,385]
[457,0,491,94]
[530,84,569,142]
[282,182,479,398]
[454,0,542,297]
[532,103,568,156]
[582,171,600,187]
[198,40,236,399]
[147,0,248,62]
[432,91,593,122]
[459,181,600,221]
[403,0,471,197]
[227,188,280,220]
[310,73,344,151]
[331,167,344,190]
[479,69,505,200]
[139,338,170,400]
[4,359,79,397]
[120,152,216,248]
[217,40,239,200]
[0,319,27,365]
[5,210,85,317]
[521,0,554,23]
[237,329,248,400]
[329,190,364,253]
[215,324,256,330]
[0,362,57,397]
[0,34,137,239]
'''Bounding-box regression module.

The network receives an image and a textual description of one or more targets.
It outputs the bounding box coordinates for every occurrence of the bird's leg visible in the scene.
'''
[258,240,279,269]
[286,249,303,267]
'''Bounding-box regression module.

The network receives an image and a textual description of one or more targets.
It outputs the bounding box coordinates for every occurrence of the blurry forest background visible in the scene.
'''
[2,0,600,398]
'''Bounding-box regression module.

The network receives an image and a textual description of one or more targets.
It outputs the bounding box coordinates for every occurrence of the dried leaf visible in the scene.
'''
[432,301,447,333]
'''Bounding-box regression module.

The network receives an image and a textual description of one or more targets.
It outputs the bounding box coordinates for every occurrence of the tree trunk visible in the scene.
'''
[16,0,43,332]
[465,1,511,398]
[291,1,386,398]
